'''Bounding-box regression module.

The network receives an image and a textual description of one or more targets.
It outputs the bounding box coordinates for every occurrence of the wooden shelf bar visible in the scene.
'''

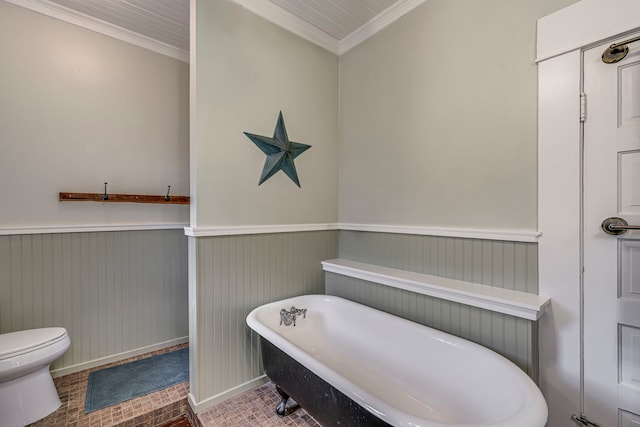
[59,192,190,205]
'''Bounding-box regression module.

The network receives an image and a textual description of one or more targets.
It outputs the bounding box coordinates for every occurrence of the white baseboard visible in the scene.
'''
[188,375,270,414]
[51,336,189,378]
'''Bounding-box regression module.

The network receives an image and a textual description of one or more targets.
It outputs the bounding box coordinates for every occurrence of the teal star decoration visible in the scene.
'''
[243,111,311,187]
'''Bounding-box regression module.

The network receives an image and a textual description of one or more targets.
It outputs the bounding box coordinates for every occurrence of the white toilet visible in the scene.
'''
[0,327,70,427]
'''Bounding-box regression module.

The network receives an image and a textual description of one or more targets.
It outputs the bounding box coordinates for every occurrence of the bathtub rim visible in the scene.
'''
[246,294,548,427]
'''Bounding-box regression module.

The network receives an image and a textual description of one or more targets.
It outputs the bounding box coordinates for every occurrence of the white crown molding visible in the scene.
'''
[4,0,189,63]
[8,0,428,59]
[339,223,541,242]
[0,223,189,235]
[232,0,427,56]
[184,223,340,237]
[231,0,340,55]
[322,258,550,320]
[339,0,427,55]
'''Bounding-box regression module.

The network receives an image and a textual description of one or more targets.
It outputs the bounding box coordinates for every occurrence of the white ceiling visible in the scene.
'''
[8,0,424,59]
[45,0,190,50]
[268,0,401,40]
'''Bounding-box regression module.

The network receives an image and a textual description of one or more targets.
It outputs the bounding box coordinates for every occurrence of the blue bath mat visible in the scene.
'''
[85,347,188,413]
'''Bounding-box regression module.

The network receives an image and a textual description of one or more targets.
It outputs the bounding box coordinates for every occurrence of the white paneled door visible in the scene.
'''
[584,32,640,427]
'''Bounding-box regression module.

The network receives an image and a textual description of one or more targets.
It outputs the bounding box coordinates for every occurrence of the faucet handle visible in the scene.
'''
[280,308,289,326]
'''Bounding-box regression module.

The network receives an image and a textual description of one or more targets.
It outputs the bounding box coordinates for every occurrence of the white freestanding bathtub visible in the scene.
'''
[246,294,547,427]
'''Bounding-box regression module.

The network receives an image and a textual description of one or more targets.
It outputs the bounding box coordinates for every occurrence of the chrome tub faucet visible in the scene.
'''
[280,306,307,326]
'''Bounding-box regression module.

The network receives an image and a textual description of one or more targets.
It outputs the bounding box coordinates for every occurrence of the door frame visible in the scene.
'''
[538,1,640,425]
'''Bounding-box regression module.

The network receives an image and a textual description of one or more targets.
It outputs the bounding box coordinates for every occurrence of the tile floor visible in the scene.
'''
[28,344,190,427]
[195,382,320,427]
[161,416,190,427]
[26,344,321,427]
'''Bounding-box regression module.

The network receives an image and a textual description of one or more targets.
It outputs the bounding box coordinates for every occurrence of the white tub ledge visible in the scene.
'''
[322,259,550,321]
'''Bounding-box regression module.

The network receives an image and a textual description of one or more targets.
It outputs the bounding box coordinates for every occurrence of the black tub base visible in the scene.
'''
[260,337,392,427]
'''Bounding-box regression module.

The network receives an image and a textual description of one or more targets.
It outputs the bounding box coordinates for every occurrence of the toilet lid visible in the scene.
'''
[0,327,68,359]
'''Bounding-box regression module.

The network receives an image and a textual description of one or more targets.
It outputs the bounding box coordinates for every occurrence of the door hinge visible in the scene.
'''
[580,93,587,122]
[572,413,600,427]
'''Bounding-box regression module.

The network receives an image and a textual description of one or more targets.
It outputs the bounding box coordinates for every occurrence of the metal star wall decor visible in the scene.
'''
[243,111,311,188]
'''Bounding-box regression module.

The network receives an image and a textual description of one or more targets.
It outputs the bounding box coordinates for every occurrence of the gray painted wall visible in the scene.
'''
[330,231,539,379]
[191,0,338,228]
[0,1,189,229]
[189,231,338,406]
[0,229,188,373]
[338,0,578,230]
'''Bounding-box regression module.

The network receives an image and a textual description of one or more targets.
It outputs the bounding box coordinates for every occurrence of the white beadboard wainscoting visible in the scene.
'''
[0,229,188,376]
[188,230,339,413]
[327,230,541,379]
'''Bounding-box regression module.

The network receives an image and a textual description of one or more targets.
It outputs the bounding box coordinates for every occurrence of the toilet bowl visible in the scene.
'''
[0,327,70,427]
